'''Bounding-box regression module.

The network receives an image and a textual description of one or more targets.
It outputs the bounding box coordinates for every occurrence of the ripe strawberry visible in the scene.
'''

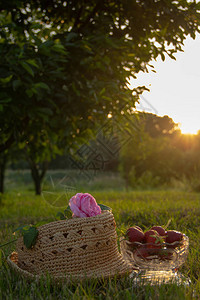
[151,226,166,236]
[144,229,157,242]
[135,226,143,231]
[126,226,145,243]
[144,230,162,249]
[166,230,183,248]
[135,245,149,259]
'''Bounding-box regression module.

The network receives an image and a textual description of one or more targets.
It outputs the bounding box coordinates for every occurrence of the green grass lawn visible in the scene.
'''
[0,188,200,299]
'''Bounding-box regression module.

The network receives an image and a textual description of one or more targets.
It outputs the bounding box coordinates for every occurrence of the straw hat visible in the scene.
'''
[7,211,133,282]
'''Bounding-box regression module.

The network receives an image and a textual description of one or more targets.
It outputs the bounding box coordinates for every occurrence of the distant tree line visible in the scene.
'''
[4,112,200,193]
[119,113,200,191]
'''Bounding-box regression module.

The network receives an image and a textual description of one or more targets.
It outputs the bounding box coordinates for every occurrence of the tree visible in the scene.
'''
[0,0,200,193]
[21,126,63,195]
[119,113,182,187]
[141,113,181,138]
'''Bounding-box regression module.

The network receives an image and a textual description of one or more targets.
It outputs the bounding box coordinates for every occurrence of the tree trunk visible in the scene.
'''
[0,155,7,194]
[29,160,48,195]
[31,167,42,195]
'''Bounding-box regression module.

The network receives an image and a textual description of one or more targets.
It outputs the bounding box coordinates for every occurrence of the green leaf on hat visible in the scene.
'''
[56,212,66,220]
[64,205,72,219]
[23,227,39,249]
[15,225,30,233]
[15,225,39,249]
[98,203,112,211]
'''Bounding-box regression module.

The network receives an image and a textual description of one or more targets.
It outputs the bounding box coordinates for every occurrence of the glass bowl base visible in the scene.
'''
[130,269,191,286]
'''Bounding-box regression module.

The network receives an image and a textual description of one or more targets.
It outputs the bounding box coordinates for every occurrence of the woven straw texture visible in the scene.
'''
[8,211,133,282]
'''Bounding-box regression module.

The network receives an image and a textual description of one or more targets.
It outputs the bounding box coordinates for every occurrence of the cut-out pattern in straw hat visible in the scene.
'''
[8,211,134,282]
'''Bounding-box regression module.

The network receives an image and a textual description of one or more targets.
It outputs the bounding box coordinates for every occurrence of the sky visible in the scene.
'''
[131,34,200,134]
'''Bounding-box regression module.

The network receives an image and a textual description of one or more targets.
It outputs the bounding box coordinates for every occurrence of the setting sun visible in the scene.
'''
[173,112,200,135]
[180,122,199,135]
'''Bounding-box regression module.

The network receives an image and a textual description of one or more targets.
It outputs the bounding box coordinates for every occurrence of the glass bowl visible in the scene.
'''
[120,234,189,271]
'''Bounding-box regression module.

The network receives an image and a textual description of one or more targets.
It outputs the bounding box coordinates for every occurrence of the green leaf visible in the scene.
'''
[0,74,13,83]
[20,61,34,77]
[0,98,12,104]
[12,79,22,91]
[26,59,39,69]
[23,227,38,249]
[15,226,24,232]
[56,212,66,220]
[14,225,30,233]
[98,203,112,211]
[64,205,72,219]
[34,82,50,91]
[52,43,67,55]
[99,87,106,96]
[14,225,38,249]
[35,221,48,227]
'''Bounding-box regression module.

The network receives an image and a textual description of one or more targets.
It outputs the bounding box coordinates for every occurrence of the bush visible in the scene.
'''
[128,167,160,189]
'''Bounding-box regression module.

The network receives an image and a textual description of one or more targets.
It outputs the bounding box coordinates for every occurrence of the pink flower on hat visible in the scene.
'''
[69,193,101,218]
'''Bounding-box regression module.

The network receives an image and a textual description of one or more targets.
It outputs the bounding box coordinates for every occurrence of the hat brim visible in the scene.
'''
[7,252,135,283]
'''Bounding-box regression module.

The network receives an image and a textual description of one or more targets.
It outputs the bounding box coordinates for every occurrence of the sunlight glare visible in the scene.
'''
[179,122,199,135]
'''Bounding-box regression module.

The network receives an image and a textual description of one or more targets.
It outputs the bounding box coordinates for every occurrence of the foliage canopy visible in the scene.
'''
[0,0,200,153]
